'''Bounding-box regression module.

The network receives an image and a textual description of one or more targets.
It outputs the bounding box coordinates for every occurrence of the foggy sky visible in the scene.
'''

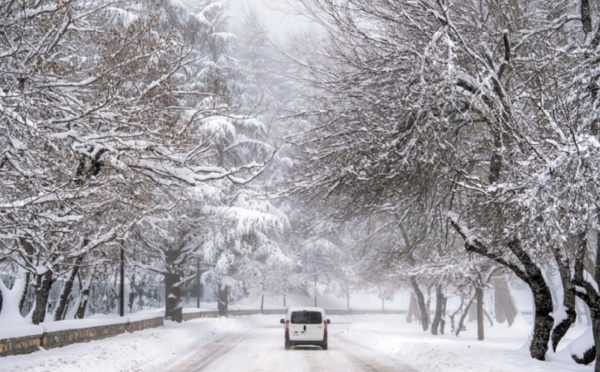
[229,0,312,40]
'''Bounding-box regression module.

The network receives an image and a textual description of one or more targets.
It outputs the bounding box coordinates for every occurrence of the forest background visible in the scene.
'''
[1,0,600,369]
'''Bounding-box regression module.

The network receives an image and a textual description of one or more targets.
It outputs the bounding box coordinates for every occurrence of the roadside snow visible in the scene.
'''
[339,314,591,372]
[0,315,254,372]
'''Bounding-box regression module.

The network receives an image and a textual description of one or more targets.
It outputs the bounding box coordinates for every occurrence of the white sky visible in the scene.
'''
[228,0,315,40]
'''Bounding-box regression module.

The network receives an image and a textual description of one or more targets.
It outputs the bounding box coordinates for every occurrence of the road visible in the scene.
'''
[168,319,415,372]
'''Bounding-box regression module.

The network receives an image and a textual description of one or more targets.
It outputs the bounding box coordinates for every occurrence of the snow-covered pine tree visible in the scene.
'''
[0,0,273,323]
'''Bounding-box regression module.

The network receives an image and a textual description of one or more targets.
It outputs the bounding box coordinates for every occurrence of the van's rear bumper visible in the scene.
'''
[285,332,327,347]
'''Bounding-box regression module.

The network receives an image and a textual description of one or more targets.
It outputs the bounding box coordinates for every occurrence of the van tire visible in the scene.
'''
[322,342,328,350]
[285,333,291,349]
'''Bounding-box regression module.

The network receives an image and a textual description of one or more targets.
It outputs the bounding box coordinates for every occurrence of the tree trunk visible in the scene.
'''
[431,285,444,335]
[218,284,229,317]
[529,275,554,361]
[18,272,30,314]
[165,272,182,322]
[74,287,90,319]
[502,239,554,360]
[450,223,554,360]
[260,292,264,314]
[128,273,136,313]
[456,293,476,337]
[18,239,35,316]
[593,315,600,371]
[572,229,600,367]
[551,289,577,353]
[53,256,84,321]
[74,269,94,319]
[449,296,464,332]
[410,276,429,331]
[32,270,54,324]
[550,234,582,351]
[493,276,518,326]
[440,295,447,335]
[0,271,28,321]
[406,293,421,324]
[571,301,598,367]
[476,286,484,340]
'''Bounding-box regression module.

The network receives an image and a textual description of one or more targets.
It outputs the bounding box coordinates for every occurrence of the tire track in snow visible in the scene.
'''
[168,330,251,372]
[327,332,416,372]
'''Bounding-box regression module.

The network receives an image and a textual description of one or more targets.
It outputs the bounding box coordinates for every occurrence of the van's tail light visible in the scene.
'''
[285,320,289,332]
[323,320,328,333]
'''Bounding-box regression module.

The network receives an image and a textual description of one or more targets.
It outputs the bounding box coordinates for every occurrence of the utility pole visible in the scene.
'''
[314,275,317,307]
[119,243,125,317]
[196,258,201,308]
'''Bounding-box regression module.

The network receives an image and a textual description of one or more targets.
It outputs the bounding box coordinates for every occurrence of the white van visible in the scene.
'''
[280,307,330,350]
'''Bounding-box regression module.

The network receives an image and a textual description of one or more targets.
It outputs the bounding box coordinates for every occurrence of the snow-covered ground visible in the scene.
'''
[341,313,591,372]
[0,301,594,371]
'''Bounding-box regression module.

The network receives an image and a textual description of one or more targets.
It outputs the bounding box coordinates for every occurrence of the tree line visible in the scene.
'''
[0,0,353,329]
[0,0,294,324]
[289,0,600,368]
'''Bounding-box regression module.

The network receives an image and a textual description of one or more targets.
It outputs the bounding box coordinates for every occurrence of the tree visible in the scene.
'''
[0,0,273,323]
[293,0,600,364]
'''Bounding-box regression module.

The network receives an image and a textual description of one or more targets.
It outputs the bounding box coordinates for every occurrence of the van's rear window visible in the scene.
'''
[290,311,323,324]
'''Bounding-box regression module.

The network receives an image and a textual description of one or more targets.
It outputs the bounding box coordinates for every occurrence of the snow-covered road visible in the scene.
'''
[167,319,413,372]
[0,313,591,372]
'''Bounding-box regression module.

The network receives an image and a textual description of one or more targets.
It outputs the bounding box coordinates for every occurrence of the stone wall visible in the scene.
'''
[40,323,128,350]
[181,308,284,321]
[0,316,163,357]
[0,334,41,357]
[326,309,405,315]
[126,316,163,332]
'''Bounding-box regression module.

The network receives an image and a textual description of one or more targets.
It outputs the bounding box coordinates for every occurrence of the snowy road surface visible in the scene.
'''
[168,320,412,372]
